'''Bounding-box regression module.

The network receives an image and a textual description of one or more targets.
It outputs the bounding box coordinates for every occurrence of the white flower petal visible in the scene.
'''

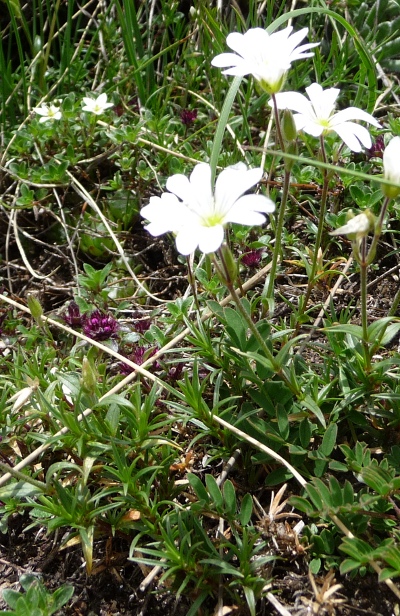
[167,163,213,215]
[141,194,191,235]
[383,136,400,183]
[211,52,245,68]
[212,26,318,91]
[142,162,275,256]
[227,194,274,225]
[215,164,261,216]
[166,173,192,202]
[334,122,372,152]
[189,163,213,205]
[272,91,313,117]
[330,213,370,236]
[198,225,225,254]
[306,83,339,119]
[296,117,324,137]
[175,227,200,255]
[226,31,256,57]
[331,106,381,128]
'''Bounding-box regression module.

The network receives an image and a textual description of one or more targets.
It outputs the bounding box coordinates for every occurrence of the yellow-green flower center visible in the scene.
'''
[202,212,225,227]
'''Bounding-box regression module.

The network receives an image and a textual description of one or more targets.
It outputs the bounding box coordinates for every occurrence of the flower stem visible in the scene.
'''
[266,95,291,302]
[186,255,201,314]
[366,196,390,266]
[216,249,300,395]
[266,168,291,302]
[359,237,371,372]
[300,135,329,313]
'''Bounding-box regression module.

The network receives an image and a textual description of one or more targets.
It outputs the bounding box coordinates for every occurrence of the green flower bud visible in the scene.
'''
[27,293,43,324]
[81,357,98,395]
[282,109,297,142]
[382,136,400,199]
[217,243,238,286]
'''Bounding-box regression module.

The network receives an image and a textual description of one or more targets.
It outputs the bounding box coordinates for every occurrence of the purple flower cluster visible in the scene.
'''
[366,135,385,160]
[241,249,263,268]
[63,301,85,327]
[180,109,197,126]
[83,310,119,341]
[120,346,158,374]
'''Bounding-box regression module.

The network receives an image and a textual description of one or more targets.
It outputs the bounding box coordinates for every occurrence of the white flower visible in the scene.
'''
[81,93,113,115]
[382,136,400,198]
[141,162,275,255]
[33,102,62,123]
[211,26,318,94]
[271,83,381,152]
[330,211,374,239]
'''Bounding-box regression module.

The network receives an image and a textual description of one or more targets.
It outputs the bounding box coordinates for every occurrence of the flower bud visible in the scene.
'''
[329,210,375,240]
[217,244,238,286]
[282,109,297,142]
[382,136,400,198]
[27,293,43,324]
[81,357,97,394]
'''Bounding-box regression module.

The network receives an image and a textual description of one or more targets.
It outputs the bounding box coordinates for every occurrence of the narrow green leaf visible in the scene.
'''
[320,423,338,456]
[223,480,237,517]
[301,395,326,428]
[239,493,253,526]
[205,474,223,510]
[299,419,312,449]
[187,473,209,504]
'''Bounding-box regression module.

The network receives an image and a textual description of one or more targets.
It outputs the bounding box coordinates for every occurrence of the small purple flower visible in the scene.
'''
[241,249,263,268]
[62,301,84,327]
[180,109,197,126]
[366,135,385,159]
[120,346,158,374]
[167,363,184,381]
[83,310,119,341]
[132,312,152,334]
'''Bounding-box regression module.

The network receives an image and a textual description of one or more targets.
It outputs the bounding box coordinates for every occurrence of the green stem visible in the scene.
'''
[366,196,390,266]
[359,237,371,372]
[301,135,329,312]
[186,256,201,314]
[216,249,300,395]
[266,94,290,302]
[0,461,46,491]
[389,285,400,317]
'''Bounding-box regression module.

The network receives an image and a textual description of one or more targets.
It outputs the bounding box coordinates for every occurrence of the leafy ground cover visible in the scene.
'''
[2,0,400,614]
